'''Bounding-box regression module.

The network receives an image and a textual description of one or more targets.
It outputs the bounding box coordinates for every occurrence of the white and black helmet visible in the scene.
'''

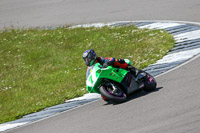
[82,49,97,66]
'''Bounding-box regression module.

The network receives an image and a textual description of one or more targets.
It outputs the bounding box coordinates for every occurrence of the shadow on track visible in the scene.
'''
[103,87,163,105]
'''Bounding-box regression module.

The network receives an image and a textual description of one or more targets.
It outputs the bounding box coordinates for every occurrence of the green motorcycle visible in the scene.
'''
[86,59,157,103]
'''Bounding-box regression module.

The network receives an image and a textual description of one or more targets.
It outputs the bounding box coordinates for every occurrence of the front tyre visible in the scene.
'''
[99,85,127,103]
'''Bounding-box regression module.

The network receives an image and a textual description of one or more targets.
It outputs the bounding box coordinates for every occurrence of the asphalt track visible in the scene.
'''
[1,0,200,133]
[1,0,200,29]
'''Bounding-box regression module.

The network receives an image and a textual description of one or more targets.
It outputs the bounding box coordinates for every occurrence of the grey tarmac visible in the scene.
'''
[1,0,200,29]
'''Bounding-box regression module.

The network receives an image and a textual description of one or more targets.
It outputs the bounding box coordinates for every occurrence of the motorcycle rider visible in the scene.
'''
[82,49,141,77]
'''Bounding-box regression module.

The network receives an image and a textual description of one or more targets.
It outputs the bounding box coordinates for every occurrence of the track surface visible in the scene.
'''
[1,0,200,133]
[1,0,200,29]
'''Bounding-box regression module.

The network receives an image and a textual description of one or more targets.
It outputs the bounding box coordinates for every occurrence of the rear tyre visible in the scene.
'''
[99,84,127,103]
[143,73,157,92]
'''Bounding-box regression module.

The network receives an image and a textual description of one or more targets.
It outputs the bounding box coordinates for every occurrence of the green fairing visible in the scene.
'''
[86,62,129,94]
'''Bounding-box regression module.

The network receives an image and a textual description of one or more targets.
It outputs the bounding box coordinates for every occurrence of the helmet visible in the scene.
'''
[82,49,97,66]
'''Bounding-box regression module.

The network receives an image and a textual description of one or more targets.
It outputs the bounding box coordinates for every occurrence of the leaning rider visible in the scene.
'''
[82,49,141,77]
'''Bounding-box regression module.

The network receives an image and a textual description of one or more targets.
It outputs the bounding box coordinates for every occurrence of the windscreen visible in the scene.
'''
[86,66,94,79]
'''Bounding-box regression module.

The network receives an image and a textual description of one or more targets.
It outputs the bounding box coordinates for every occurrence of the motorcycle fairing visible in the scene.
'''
[86,63,128,94]
[121,72,139,94]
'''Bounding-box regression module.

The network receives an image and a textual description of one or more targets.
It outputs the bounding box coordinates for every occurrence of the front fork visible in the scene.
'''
[111,83,118,94]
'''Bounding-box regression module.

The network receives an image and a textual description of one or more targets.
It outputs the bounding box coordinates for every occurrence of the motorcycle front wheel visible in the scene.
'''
[99,84,127,103]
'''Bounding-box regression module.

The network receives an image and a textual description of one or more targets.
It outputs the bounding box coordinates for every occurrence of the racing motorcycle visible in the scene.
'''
[86,59,157,103]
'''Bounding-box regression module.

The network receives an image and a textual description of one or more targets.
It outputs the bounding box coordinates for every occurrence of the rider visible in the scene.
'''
[82,49,141,77]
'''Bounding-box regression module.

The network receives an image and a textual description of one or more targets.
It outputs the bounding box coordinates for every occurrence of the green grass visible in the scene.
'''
[0,25,175,124]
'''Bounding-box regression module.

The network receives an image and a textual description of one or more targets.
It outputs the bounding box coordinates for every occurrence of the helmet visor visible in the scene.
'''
[83,57,92,66]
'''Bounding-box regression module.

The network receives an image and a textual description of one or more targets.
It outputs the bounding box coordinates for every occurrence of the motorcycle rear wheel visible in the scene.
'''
[143,73,157,92]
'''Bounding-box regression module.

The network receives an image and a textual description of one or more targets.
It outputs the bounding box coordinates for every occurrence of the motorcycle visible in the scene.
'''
[86,59,157,103]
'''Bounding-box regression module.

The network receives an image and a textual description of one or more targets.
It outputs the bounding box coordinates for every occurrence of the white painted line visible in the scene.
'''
[174,29,200,43]
[0,122,28,132]
[66,93,101,102]
[70,21,132,28]
[133,20,200,26]
[154,47,200,65]
[70,23,108,28]
[155,52,200,78]
[138,22,185,29]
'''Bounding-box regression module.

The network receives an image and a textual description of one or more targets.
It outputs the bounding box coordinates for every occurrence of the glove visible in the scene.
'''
[102,61,111,68]
[118,59,125,64]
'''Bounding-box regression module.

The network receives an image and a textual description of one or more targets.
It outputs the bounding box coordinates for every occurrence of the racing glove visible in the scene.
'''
[102,61,111,68]
[118,59,125,64]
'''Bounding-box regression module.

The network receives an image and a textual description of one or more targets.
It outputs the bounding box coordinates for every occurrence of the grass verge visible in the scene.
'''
[0,25,175,124]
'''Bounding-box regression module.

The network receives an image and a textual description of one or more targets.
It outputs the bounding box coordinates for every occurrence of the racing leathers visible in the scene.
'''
[96,57,140,77]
